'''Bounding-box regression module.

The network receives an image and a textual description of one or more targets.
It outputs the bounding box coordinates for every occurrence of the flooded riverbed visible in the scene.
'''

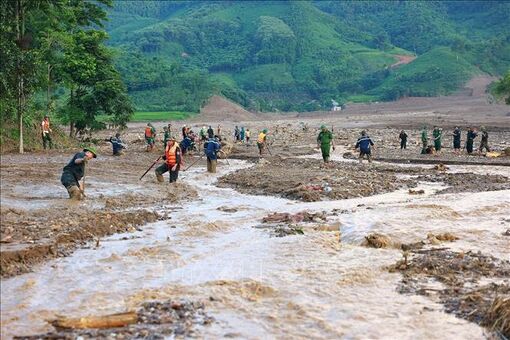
[1,156,509,339]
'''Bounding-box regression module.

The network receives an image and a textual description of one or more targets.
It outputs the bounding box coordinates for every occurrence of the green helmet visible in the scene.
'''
[263,129,268,133]
[83,146,98,158]
[320,124,326,129]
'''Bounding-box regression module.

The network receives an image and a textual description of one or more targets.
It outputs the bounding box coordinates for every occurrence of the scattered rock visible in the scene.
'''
[408,189,425,195]
[262,211,327,224]
[433,163,449,171]
[362,233,396,248]
[313,222,341,232]
[343,152,356,159]
[427,232,459,242]
[217,206,238,213]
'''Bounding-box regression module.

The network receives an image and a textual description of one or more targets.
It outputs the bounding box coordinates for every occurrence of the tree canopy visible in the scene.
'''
[0,0,133,152]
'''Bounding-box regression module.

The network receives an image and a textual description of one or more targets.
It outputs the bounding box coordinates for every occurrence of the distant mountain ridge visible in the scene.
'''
[105,1,510,112]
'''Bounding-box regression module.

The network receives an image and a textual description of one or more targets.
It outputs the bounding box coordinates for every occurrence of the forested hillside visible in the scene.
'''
[105,1,510,112]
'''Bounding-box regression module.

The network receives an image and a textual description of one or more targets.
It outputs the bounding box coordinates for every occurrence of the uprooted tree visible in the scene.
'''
[0,0,133,152]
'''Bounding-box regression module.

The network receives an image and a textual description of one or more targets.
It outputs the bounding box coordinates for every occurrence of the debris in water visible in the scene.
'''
[262,211,327,224]
[51,311,138,329]
[254,223,304,237]
[427,232,459,243]
[484,296,510,338]
[362,233,395,248]
[485,151,502,158]
[16,299,213,339]
[342,152,356,159]
[313,222,341,232]
[433,163,449,171]
[217,206,239,213]
[389,249,510,338]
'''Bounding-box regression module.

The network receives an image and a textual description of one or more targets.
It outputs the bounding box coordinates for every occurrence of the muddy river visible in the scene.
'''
[1,152,509,339]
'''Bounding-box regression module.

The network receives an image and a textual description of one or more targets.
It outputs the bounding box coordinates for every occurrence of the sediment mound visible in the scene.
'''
[197,95,258,122]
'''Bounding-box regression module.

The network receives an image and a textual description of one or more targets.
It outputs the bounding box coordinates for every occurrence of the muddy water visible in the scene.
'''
[1,158,509,339]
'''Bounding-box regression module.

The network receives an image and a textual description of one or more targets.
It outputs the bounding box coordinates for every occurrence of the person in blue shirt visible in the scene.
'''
[355,130,375,163]
[109,133,126,156]
[180,134,193,155]
[204,136,221,173]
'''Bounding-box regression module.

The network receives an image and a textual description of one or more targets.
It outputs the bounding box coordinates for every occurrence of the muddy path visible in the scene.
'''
[1,144,509,339]
[0,148,199,277]
[2,111,510,338]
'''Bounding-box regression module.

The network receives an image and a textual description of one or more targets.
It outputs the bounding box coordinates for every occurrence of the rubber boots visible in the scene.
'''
[156,172,164,182]
[67,186,82,200]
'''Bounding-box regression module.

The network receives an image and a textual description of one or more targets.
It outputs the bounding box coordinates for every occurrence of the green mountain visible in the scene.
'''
[105,1,510,112]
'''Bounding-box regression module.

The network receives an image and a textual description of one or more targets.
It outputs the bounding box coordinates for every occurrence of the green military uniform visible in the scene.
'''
[317,127,333,162]
[421,128,428,154]
[163,130,171,148]
[433,128,442,151]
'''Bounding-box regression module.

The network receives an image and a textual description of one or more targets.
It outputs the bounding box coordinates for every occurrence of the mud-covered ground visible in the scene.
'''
[1,90,510,339]
[219,155,509,201]
[0,149,199,277]
[390,248,510,338]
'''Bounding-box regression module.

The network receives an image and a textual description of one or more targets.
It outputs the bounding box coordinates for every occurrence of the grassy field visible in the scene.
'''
[131,111,195,122]
[97,111,196,124]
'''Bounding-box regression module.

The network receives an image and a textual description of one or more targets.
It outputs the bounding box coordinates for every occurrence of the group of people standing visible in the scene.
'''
[404,126,491,155]
[234,126,251,143]
[56,117,497,200]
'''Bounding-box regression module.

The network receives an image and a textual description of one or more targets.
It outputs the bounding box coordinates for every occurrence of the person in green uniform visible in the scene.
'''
[478,126,490,153]
[433,126,442,153]
[163,126,171,149]
[317,125,335,163]
[421,126,428,154]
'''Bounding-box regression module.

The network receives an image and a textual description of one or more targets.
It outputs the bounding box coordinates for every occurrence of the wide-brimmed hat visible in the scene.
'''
[83,147,98,158]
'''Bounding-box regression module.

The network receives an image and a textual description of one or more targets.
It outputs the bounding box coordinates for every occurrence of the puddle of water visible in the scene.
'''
[1,159,508,339]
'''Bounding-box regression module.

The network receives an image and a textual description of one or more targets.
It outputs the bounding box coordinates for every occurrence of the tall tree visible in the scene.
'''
[0,0,132,151]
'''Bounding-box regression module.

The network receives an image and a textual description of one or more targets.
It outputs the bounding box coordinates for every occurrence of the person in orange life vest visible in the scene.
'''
[144,123,156,151]
[155,137,182,183]
[41,115,53,149]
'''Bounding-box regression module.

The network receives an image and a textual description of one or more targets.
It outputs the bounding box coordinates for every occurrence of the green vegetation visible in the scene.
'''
[371,47,478,100]
[98,111,194,123]
[1,0,133,152]
[105,1,510,113]
[131,111,195,122]
[493,71,510,104]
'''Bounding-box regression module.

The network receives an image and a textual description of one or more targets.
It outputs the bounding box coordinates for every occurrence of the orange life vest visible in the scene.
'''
[145,127,154,138]
[165,143,181,166]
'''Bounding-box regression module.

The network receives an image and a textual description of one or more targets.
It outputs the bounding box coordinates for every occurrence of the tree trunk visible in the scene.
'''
[16,0,25,154]
[69,87,74,137]
[47,64,51,109]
